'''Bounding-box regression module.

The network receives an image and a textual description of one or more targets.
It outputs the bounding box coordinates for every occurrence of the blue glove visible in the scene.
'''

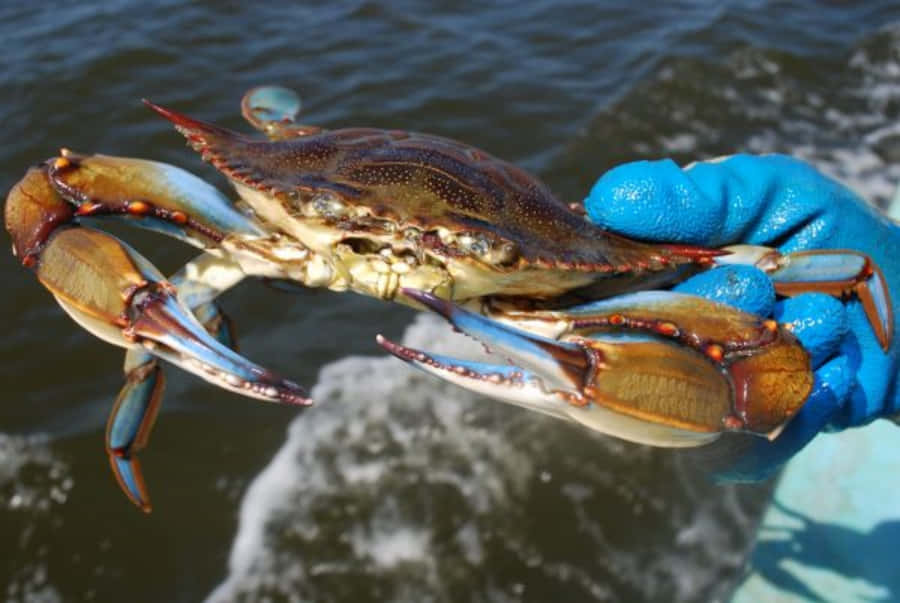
[584,154,900,480]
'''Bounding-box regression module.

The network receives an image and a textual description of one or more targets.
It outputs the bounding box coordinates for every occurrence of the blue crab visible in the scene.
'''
[5,87,891,512]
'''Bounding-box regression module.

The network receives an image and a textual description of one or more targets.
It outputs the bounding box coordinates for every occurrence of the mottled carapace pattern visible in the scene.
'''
[145,102,713,274]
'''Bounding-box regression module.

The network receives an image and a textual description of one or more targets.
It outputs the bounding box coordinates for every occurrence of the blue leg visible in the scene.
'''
[105,253,243,512]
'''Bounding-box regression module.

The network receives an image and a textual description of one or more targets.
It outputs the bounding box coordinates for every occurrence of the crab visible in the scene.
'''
[5,86,892,512]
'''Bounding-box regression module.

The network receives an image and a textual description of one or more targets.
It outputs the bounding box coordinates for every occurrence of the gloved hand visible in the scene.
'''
[584,154,900,480]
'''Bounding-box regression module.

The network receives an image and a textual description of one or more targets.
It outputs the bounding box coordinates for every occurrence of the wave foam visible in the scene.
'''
[207,315,764,602]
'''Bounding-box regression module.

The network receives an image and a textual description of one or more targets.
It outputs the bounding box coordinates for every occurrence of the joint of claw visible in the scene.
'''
[121,282,175,340]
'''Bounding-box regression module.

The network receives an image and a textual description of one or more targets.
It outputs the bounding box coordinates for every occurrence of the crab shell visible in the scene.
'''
[145,103,717,304]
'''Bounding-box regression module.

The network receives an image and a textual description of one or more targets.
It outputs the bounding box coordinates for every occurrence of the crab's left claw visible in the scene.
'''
[379,288,813,447]
[6,162,310,404]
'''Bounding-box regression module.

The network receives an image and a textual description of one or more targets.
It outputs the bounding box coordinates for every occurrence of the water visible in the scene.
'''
[3,1,900,601]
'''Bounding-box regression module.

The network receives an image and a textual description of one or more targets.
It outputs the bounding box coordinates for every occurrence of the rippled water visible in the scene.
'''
[3,2,900,601]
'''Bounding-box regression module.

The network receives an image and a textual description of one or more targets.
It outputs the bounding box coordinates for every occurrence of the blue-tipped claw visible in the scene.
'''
[400,288,588,391]
[128,286,311,406]
[376,334,570,420]
[105,293,241,511]
[383,288,813,447]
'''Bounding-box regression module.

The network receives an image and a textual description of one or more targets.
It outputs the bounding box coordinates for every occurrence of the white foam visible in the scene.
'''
[0,433,70,603]
[206,313,765,602]
[352,526,431,568]
[206,314,540,601]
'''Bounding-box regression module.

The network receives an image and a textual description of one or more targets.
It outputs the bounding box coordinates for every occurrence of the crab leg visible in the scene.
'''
[239,85,322,140]
[718,245,893,349]
[379,288,812,447]
[106,350,163,512]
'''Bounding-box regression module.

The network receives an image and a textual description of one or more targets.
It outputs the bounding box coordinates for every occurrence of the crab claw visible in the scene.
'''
[36,227,310,406]
[379,288,812,447]
[7,158,313,511]
[46,150,263,246]
[43,228,309,509]
[6,162,307,406]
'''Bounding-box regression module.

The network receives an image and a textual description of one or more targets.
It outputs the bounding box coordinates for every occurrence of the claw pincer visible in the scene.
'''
[380,289,812,446]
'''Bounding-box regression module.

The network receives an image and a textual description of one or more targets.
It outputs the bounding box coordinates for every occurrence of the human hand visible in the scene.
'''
[585,154,900,480]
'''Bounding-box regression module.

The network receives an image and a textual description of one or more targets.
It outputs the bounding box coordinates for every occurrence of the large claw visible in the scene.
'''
[46,150,264,245]
[8,166,308,406]
[6,163,309,511]
[40,229,310,408]
[379,288,812,447]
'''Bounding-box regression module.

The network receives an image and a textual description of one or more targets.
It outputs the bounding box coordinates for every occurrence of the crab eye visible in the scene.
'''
[458,232,519,266]
[494,241,519,265]
[307,192,347,219]
[458,233,490,256]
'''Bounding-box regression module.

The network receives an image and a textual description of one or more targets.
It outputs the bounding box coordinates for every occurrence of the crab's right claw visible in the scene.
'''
[376,292,727,447]
[32,226,311,406]
[6,166,311,510]
[379,288,813,448]
[7,163,309,406]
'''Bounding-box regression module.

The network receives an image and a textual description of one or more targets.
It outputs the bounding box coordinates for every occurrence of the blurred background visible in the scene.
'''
[3,1,900,601]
